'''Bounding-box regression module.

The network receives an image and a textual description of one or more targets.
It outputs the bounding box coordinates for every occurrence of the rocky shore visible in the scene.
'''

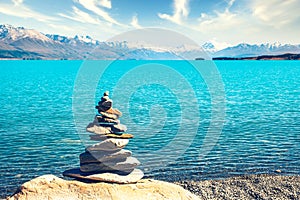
[176,174,300,200]
[7,174,300,199]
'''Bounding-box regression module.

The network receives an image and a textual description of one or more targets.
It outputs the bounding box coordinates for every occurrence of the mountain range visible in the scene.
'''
[0,24,299,60]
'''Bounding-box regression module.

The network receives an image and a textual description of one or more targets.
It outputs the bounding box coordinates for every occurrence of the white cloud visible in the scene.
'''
[184,0,253,45]
[187,0,300,45]
[47,23,74,32]
[250,0,300,27]
[98,0,111,9]
[0,1,55,22]
[227,0,235,9]
[76,0,123,26]
[130,15,142,29]
[58,6,102,25]
[158,0,189,25]
[12,0,23,6]
[196,0,241,33]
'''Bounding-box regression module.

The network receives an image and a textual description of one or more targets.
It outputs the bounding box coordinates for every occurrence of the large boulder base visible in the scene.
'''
[7,174,199,200]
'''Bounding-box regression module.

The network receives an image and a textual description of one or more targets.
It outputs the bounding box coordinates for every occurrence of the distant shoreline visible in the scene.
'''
[212,53,300,60]
[1,53,300,61]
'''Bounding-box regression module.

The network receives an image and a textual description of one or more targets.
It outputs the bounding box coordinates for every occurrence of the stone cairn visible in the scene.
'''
[63,91,144,183]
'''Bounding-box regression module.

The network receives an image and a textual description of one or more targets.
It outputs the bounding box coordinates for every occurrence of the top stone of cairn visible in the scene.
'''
[95,91,122,117]
[87,91,133,139]
[96,91,113,112]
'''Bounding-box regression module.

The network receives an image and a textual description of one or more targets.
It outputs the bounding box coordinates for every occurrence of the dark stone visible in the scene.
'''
[101,96,110,101]
[96,100,113,112]
[103,91,109,96]
[80,149,132,164]
[101,99,112,109]
[111,124,127,132]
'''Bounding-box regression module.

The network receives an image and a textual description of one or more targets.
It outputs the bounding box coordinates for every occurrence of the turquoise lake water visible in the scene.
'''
[0,60,299,197]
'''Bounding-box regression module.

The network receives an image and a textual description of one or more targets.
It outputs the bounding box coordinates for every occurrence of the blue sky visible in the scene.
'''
[1,0,300,48]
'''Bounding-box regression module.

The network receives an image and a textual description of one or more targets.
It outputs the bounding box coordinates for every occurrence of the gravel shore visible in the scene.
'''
[175,174,300,200]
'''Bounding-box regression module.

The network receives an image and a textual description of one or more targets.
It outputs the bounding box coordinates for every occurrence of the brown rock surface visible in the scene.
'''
[106,108,122,117]
[7,175,199,200]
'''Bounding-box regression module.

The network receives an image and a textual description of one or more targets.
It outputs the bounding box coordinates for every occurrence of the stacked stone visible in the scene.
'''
[63,91,144,184]
[86,91,133,140]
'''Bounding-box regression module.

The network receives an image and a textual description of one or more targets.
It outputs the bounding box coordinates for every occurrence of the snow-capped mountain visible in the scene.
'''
[213,42,300,58]
[0,25,81,59]
[106,41,130,49]
[74,35,98,45]
[0,24,52,42]
[0,24,300,59]
[46,34,100,46]
[201,42,218,54]
[45,34,72,44]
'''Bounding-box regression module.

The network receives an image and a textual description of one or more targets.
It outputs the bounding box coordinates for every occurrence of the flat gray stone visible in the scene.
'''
[80,149,132,164]
[97,116,119,124]
[100,112,118,120]
[86,123,111,134]
[80,157,140,173]
[86,138,129,152]
[63,168,144,184]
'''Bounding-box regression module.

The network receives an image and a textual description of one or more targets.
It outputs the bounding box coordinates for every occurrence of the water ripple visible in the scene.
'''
[0,61,300,198]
